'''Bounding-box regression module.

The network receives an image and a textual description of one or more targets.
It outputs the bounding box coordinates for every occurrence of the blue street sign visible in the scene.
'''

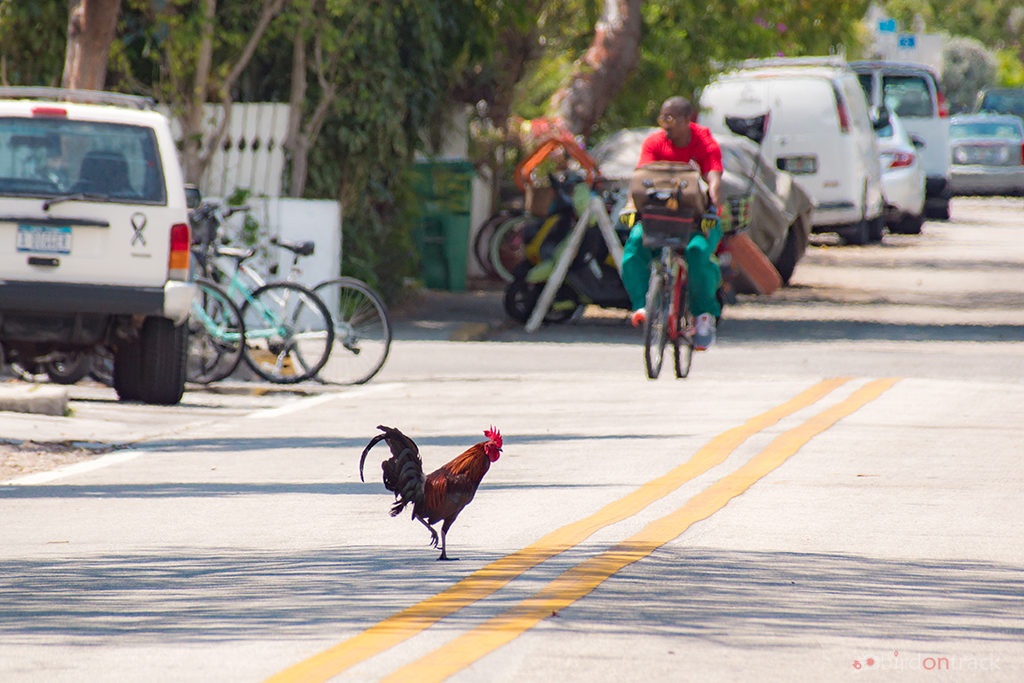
[898,33,916,49]
[878,18,897,33]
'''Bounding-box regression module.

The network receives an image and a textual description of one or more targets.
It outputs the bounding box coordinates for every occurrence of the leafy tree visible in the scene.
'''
[0,4,68,85]
[942,37,996,114]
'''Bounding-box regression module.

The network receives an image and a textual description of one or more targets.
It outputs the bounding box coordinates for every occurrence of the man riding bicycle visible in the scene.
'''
[620,96,723,350]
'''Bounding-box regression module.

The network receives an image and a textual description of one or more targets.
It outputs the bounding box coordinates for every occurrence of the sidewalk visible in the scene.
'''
[0,281,512,417]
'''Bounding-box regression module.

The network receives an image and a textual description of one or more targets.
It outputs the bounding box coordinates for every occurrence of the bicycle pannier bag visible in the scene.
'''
[631,162,708,242]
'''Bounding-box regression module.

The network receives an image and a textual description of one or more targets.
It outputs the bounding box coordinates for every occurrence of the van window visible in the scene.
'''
[857,73,873,101]
[882,75,933,118]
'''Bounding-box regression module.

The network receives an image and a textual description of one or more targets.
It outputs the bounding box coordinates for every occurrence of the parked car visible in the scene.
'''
[591,126,813,285]
[975,87,1024,122]
[700,56,885,245]
[851,60,951,220]
[948,113,1024,196]
[874,108,926,234]
[0,87,196,405]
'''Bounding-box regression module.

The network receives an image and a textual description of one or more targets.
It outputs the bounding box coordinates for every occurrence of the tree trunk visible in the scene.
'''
[176,0,287,185]
[549,0,643,138]
[62,0,122,90]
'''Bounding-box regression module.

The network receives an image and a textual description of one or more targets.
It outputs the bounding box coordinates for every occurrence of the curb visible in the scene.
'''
[0,385,69,417]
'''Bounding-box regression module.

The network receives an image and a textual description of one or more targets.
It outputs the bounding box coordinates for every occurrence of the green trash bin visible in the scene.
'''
[411,160,474,291]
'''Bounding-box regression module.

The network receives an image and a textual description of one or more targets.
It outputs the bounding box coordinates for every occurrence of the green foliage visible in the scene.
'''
[0,4,67,85]
[995,49,1024,87]
[943,38,997,114]
[300,1,485,301]
[511,0,872,141]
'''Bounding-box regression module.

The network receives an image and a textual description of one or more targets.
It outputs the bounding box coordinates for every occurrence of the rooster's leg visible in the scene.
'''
[437,522,457,561]
[415,516,439,548]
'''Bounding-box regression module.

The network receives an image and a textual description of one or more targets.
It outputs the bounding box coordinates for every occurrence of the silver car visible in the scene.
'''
[949,114,1024,196]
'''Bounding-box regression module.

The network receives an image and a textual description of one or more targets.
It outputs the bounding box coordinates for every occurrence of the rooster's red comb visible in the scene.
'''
[484,426,502,449]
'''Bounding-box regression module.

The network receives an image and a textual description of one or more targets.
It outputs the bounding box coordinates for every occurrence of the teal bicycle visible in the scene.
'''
[188,203,334,384]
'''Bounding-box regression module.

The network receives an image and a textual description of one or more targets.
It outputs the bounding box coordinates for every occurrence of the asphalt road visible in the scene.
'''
[0,197,1022,682]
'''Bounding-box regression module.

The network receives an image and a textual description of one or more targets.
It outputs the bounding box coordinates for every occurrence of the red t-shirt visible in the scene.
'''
[637,123,723,175]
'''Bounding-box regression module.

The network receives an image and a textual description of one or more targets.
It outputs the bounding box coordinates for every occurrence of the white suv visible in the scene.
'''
[851,61,952,220]
[0,87,196,404]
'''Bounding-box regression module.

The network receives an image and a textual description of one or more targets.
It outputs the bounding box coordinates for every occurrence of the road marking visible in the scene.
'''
[383,377,900,682]
[244,384,402,420]
[3,450,144,486]
[265,377,853,683]
[396,377,901,679]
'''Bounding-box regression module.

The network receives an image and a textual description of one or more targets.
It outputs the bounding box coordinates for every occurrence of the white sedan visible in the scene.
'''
[876,109,926,234]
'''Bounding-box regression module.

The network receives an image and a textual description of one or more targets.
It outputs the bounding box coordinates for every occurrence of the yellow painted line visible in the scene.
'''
[386,377,900,682]
[265,378,851,683]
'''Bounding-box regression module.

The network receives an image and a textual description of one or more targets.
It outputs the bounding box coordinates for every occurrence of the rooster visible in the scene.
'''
[359,425,502,560]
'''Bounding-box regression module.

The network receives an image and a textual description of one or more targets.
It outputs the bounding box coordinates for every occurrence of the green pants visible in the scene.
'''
[620,221,723,317]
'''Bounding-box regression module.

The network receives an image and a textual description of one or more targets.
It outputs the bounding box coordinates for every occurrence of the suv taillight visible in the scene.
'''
[168,223,191,280]
[937,91,949,118]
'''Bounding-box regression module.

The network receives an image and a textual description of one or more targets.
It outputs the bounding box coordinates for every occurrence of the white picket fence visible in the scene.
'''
[163,102,290,199]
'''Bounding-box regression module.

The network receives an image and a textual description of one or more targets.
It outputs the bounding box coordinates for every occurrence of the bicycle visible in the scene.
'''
[264,235,392,385]
[191,201,391,385]
[641,210,720,380]
[190,202,334,384]
[186,278,246,384]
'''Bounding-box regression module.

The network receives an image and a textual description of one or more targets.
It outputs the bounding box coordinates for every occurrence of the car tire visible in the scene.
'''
[842,220,869,246]
[114,317,187,405]
[892,213,924,235]
[925,199,950,220]
[139,316,188,405]
[773,225,803,285]
[868,216,886,242]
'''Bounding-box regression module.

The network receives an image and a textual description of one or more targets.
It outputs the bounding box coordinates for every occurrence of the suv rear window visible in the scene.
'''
[0,117,166,203]
[881,75,934,118]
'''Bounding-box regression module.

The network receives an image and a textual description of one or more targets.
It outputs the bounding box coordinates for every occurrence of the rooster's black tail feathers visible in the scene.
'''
[360,425,425,515]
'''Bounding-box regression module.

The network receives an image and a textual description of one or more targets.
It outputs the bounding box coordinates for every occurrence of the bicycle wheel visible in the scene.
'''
[673,278,694,379]
[489,213,529,283]
[188,279,246,384]
[241,281,334,384]
[473,210,518,279]
[313,277,392,384]
[643,262,670,379]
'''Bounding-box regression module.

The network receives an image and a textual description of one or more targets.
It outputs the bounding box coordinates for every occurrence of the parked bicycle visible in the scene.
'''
[189,201,392,385]
[190,202,334,384]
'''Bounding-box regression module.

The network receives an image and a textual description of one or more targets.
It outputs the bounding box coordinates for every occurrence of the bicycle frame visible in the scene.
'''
[657,246,690,342]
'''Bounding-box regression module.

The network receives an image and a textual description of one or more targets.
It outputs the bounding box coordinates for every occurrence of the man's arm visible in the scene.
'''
[706,169,722,208]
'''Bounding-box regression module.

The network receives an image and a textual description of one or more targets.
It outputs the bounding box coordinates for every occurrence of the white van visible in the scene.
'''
[700,57,885,244]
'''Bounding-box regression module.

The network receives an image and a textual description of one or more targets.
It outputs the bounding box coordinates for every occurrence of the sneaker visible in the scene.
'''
[693,313,716,350]
[630,308,646,327]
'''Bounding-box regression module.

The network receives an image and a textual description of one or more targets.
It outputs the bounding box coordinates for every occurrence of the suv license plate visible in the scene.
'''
[16,225,72,254]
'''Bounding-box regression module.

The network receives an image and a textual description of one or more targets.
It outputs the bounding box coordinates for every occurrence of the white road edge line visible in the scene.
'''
[3,383,404,486]
[4,450,144,487]
[244,383,404,419]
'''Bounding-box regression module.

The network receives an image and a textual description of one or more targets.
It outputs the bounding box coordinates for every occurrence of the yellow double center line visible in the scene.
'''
[268,377,896,682]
